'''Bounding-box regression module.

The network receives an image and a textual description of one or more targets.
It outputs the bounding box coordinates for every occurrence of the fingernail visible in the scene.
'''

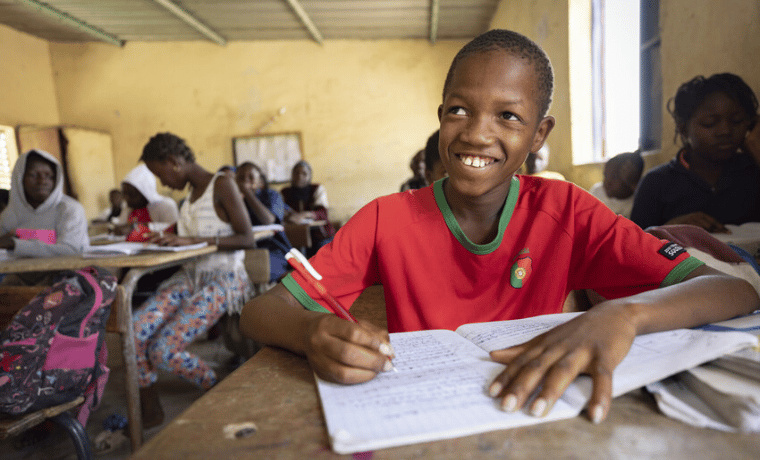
[591,405,604,424]
[383,359,394,372]
[488,382,503,398]
[531,398,547,417]
[378,343,395,358]
[502,394,517,412]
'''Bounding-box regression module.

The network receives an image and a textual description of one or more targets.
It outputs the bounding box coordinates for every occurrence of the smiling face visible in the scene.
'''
[438,50,554,200]
[681,91,752,164]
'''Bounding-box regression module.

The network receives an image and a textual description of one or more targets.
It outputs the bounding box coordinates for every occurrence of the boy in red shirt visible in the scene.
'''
[240,30,759,424]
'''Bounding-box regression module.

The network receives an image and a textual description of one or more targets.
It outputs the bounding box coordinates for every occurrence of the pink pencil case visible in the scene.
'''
[16,229,57,244]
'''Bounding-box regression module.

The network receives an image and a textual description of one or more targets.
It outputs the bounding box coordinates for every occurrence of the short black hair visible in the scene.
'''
[292,160,312,175]
[140,132,195,163]
[442,29,554,118]
[424,130,441,171]
[668,73,758,143]
[607,150,644,182]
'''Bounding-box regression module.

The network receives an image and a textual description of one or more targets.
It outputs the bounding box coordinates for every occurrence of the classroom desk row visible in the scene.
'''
[131,286,760,460]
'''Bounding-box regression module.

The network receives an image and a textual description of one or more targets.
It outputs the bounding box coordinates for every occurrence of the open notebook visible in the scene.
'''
[316,312,758,454]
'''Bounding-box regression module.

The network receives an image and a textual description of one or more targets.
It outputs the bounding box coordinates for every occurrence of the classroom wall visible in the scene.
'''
[48,39,465,223]
[0,24,59,127]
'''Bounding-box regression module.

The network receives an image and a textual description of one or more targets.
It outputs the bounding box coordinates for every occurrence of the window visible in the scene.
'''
[0,125,19,190]
[571,0,659,164]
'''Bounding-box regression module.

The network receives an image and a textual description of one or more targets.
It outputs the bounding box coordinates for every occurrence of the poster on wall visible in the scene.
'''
[233,132,302,184]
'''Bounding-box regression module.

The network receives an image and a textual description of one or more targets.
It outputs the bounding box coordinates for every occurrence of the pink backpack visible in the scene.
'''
[0,266,117,425]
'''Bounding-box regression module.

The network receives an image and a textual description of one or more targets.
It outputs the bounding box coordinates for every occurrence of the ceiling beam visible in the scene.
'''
[150,0,226,45]
[17,0,123,46]
[284,0,323,44]
[430,0,440,43]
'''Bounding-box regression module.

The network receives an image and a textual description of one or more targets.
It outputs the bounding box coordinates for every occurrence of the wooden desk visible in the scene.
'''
[0,246,216,451]
[284,220,327,250]
[131,287,760,460]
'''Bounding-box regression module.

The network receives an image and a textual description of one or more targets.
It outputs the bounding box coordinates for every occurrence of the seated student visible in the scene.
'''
[239,30,759,425]
[523,144,565,180]
[0,149,87,268]
[589,151,644,219]
[114,163,179,236]
[92,188,125,224]
[400,149,428,192]
[631,73,760,232]
[132,133,255,427]
[281,160,336,257]
[234,161,292,282]
[423,130,448,184]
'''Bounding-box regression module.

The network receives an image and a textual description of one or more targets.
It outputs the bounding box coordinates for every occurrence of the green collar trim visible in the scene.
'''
[433,176,519,255]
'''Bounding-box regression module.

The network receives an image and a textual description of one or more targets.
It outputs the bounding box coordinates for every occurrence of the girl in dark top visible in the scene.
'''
[281,160,336,257]
[631,73,760,231]
[235,162,292,281]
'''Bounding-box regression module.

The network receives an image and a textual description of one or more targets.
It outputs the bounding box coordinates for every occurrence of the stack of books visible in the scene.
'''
[646,311,760,433]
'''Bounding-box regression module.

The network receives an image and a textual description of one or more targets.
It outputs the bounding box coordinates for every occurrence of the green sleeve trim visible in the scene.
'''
[281,273,331,314]
[660,256,705,288]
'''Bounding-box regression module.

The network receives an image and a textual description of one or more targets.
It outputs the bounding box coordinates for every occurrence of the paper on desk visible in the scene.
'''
[712,223,760,258]
[252,224,284,232]
[84,241,208,256]
[647,364,760,433]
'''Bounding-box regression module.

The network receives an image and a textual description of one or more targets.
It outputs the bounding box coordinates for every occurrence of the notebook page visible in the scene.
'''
[317,329,585,454]
[456,313,758,397]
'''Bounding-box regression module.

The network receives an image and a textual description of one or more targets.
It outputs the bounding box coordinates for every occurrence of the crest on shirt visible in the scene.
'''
[510,248,533,289]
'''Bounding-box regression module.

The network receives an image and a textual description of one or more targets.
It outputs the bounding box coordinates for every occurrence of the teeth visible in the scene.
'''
[460,155,491,168]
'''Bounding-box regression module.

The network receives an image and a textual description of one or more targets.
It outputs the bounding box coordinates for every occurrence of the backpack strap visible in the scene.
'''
[76,268,104,337]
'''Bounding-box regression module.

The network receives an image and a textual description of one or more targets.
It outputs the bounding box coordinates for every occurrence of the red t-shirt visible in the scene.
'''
[283,176,703,333]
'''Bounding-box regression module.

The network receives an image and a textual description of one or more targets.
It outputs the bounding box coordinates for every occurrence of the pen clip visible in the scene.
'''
[286,248,322,280]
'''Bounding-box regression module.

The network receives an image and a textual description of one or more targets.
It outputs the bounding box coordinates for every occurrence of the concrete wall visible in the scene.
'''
[48,39,465,223]
[0,24,59,126]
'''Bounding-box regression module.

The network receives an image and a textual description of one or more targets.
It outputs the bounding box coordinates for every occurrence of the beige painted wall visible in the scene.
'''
[0,24,59,127]
[48,39,465,223]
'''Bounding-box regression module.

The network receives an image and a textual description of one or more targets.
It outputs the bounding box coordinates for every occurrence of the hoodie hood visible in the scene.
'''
[122,163,163,204]
[7,149,65,216]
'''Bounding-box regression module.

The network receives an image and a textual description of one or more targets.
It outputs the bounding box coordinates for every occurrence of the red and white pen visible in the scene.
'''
[285,248,396,370]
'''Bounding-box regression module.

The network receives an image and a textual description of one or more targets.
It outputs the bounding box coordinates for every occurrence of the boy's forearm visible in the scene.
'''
[240,286,319,356]
[613,266,759,336]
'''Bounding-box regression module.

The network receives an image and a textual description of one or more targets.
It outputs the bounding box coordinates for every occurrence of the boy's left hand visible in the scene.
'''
[487,303,636,423]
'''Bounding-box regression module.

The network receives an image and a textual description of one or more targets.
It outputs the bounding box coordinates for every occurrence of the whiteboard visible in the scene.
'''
[233,132,302,183]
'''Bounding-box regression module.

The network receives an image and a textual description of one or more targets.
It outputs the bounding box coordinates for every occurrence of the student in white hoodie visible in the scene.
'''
[114,163,179,234]
[0,149,88,284]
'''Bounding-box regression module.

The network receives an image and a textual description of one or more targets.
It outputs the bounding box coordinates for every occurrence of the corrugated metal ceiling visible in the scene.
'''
[0,0,500,46]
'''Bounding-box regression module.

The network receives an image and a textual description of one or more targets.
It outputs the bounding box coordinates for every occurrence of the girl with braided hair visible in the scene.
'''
[132,132,255,427]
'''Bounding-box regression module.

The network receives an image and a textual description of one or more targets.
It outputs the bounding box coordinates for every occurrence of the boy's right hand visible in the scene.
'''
[304,314,394,384]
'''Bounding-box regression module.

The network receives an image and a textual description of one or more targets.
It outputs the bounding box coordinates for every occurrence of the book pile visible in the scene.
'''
[646,311,760,433]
